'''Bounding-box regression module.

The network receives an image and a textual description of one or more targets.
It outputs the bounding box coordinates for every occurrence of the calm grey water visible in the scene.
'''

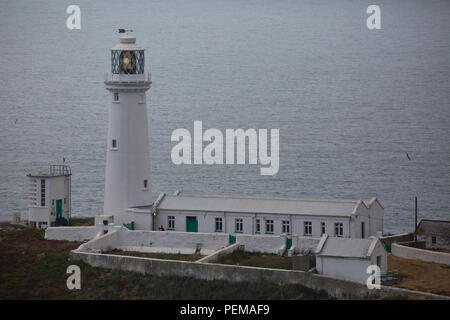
[1,0,450,234]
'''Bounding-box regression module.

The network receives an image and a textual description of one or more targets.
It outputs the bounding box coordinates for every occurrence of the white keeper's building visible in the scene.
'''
[148,193,384,238]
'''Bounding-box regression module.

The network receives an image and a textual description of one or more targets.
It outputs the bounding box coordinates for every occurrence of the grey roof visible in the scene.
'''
[417,219,450,236]
[316,236,377,258]
[157,193,363,217]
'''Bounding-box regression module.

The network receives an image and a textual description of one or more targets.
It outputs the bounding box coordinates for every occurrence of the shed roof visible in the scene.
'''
[157,193,365,217]
[315,236,379,258]
[417,219,450,237]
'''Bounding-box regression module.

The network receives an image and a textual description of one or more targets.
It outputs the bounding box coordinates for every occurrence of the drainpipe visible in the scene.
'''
[252,213,255,234]
[414,197,418,242]
[224,212,227,233]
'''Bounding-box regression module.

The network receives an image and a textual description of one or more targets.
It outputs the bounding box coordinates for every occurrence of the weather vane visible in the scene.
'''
[118,28,133,35]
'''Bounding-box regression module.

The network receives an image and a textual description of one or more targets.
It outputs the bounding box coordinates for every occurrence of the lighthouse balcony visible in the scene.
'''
[104,72,151,84]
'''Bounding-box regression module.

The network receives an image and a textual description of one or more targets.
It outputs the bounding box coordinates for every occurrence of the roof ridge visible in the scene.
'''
[172,193,360,203]
[420,219,450,224]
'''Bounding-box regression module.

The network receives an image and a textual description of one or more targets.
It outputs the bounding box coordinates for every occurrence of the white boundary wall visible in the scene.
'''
[116,229,230,255]
[236,234,286,254]
[45,226,100,242]
[69,250,449,300]
[392,243,450,265]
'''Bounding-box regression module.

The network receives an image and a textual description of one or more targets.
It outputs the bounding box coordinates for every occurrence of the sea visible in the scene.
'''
[1,0,450,234]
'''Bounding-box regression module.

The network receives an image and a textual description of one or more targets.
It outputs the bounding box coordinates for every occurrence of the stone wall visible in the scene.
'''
[391,243,450,265]
[235,234,285,254]
[69,250,448,300]
[116,229,230,255]
[45,226,100,242]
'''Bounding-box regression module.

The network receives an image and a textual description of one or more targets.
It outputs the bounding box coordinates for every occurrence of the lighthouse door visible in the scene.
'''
[56,200,62,219]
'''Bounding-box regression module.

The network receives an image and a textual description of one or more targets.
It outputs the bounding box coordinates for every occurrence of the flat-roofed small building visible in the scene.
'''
[27,165,71,229]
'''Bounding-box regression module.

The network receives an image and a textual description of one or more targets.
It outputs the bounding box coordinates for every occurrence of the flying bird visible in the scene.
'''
[406,152,411,160]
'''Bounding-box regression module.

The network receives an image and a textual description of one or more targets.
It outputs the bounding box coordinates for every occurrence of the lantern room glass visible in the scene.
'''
[111,50,144,74]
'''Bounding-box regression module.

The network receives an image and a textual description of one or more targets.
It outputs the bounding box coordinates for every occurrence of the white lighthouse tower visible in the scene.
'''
[103,33,152,226]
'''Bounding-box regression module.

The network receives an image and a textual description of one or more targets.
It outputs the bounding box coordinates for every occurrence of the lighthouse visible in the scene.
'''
[103,34,152,226]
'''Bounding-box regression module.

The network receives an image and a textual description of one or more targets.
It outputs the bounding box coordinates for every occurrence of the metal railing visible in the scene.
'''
[104,72,151,83]
[50,164,71,175]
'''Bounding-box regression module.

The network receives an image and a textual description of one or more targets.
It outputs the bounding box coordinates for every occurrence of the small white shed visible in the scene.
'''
[27,164,71,229]
[315,234,387,283]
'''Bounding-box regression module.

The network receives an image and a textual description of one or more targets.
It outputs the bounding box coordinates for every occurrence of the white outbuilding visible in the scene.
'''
[315,234,387,283]
[27,164,71,229]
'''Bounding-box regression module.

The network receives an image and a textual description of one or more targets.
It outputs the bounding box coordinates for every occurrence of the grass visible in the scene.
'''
[104,249,204,261]
[0,223,328,299]
[213,250,293,270]
[388,255,450,297]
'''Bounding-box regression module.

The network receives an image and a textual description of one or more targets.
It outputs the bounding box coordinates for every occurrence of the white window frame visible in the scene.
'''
[265,220,274,234]
[215,217,223,232]
[321,222,326,235]
[168,216,175,230]
[235,218,243,233]
[282,220,290,234]
[111,139,118,150]
[334,222,344,237]
[304,221,312,236]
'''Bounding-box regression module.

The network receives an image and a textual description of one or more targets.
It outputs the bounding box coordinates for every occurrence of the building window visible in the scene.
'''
[335,223,344,237]
[282,220,290,234]
[113,92,119,102]
[255,219,260,233]
[40,179,46,207]
[139,94,145,104]
[432,236,436,244]
[265,220,274,234]
[143,179,148,189]
[168,216,175,230]
[64,198,67,204]
[304,221,312,236]
[361,222,365,238]
[112,139,117,149]
[215,217,223,232]
[52,199,55,206]
[376,256,381,267]
[321,222,326,235]
[235,218,243,233]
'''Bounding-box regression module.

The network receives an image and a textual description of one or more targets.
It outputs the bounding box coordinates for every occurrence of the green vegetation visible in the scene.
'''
[0,224,328,299]
[213,250,293,270]
[70,217,95,226]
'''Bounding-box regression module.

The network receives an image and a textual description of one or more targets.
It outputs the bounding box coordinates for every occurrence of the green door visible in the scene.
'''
[56,199,62,219]
[186,216,198,232]
[286,237,292,249]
